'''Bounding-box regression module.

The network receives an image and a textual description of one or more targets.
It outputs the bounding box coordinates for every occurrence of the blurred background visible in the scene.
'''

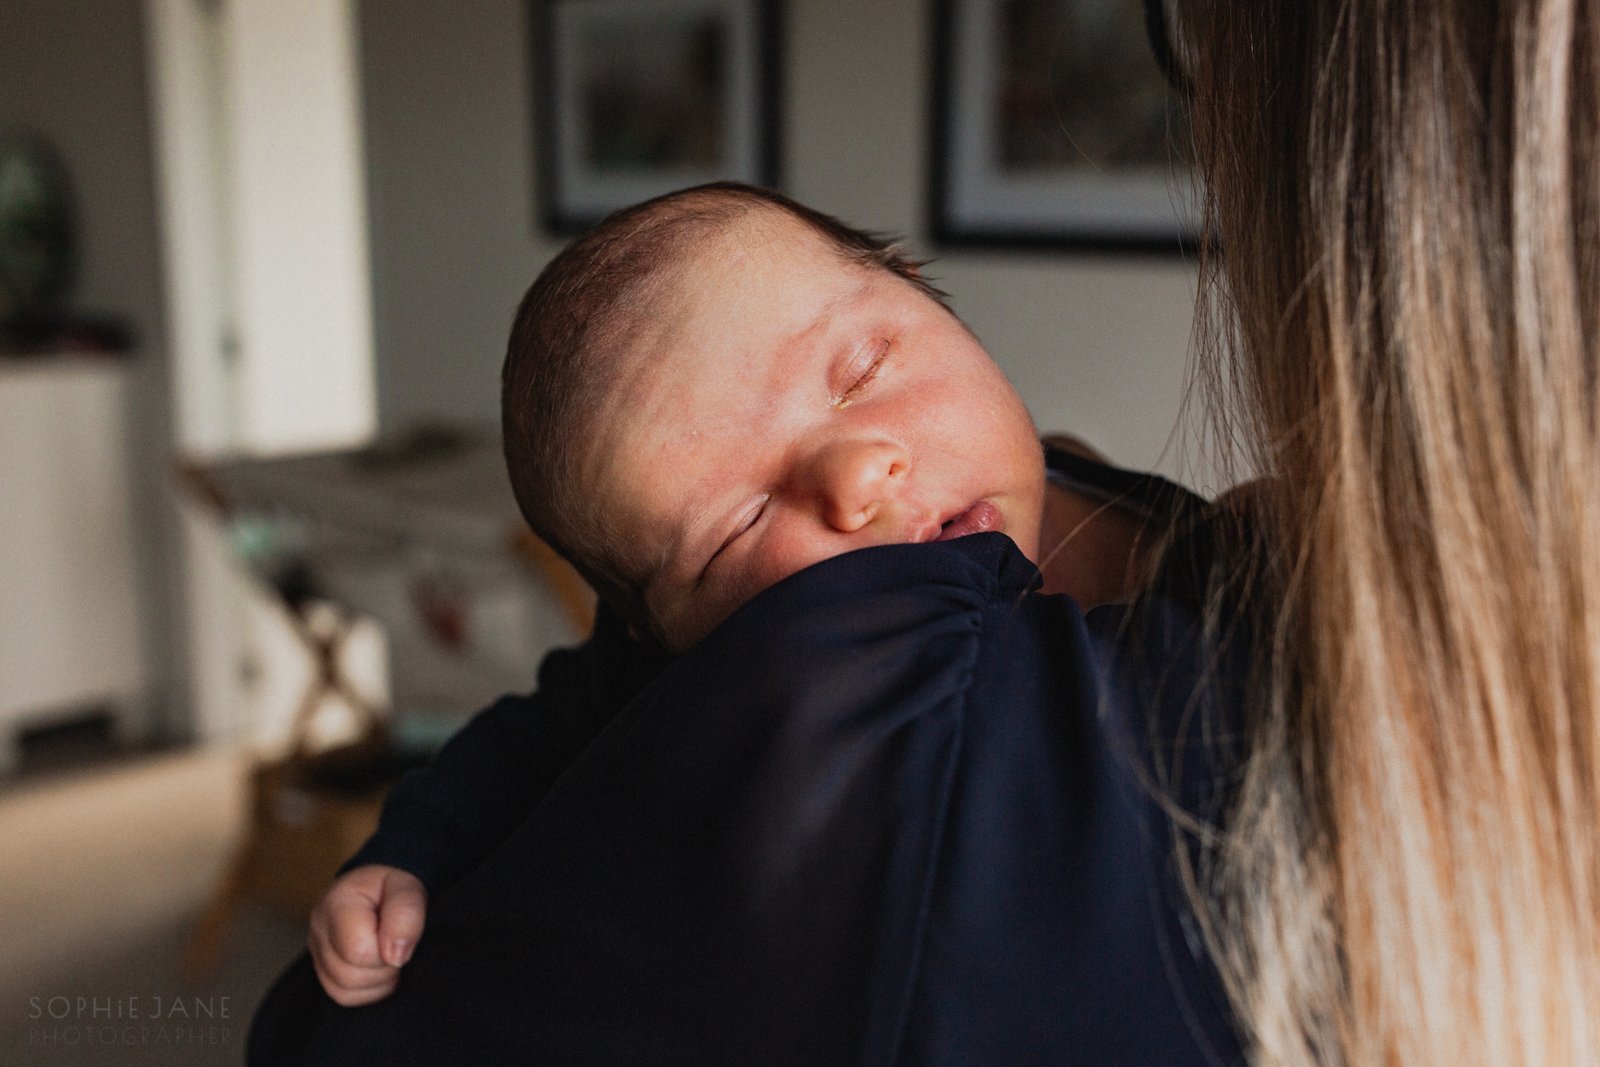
[0,0,1203,1063]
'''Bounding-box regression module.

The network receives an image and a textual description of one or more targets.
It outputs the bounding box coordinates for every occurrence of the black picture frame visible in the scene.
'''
[928,0,1199,254]
[533,0,782,235]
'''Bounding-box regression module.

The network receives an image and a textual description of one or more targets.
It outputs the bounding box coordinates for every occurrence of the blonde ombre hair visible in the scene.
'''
[1181,0,1600,1062]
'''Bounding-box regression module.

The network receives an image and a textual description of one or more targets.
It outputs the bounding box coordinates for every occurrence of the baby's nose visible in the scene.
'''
[814,439,911,533]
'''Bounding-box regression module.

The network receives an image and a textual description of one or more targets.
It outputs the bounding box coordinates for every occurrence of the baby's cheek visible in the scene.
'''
[705,535,832,631]
[689,548,799,641]
[733,540,816,609]
[754,524,845,591]
[679,530,874,648]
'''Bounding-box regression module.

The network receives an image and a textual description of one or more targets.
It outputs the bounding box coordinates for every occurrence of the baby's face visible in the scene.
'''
[589,211,1045,651]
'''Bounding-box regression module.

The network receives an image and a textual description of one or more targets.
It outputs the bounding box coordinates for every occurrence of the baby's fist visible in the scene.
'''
[307,864,427,1007]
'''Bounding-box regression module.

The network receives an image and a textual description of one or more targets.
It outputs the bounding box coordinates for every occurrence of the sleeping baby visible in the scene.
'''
[305,182,1161,1005]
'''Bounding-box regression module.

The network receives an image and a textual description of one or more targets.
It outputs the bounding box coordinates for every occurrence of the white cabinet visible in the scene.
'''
[0,358,149,771]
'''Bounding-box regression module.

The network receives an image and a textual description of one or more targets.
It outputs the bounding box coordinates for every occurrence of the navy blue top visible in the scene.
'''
[248,450,1251,1066]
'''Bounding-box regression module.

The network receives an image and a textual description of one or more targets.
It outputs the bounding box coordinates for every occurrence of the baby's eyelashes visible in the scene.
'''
[700,494,771,581]
[833,338,892,408]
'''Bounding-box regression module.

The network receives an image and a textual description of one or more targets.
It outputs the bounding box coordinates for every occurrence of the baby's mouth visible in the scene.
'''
[934,501,1002,542]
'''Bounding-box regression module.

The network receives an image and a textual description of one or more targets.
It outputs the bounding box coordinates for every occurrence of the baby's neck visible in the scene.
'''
[1035,480,1158,609]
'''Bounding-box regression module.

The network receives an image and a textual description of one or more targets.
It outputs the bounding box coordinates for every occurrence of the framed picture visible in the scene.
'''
[534,0,781,233]
[929,0,1199,252]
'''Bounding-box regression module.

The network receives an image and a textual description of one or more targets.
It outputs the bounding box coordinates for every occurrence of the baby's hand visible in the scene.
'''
[307,864,427,1007]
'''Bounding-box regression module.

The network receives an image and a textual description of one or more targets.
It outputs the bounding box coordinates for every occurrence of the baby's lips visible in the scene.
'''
[934,500,1002,542]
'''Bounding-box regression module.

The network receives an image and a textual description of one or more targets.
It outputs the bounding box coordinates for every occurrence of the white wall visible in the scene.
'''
[357,0,1208,487]
[225,0,377,453]
[358,0,563,434]
[147,0,385,747]
[0,0,189,739]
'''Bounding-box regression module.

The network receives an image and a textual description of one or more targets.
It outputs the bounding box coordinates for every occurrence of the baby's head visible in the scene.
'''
[503,183,1045,651]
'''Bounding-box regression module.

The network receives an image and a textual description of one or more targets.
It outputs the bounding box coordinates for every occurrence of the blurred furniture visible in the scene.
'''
[0,357,149,775]
[177,425,594,974]
[180,425,594,718]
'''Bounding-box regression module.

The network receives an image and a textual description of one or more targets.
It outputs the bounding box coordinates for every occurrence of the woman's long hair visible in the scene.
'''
[1185,0,1600,1062]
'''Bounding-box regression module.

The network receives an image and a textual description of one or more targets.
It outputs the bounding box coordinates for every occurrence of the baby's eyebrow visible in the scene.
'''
[767,278,873,363]
[815,279,870,326]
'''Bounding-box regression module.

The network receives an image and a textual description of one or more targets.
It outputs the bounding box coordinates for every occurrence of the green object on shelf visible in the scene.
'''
[0,131,78,334]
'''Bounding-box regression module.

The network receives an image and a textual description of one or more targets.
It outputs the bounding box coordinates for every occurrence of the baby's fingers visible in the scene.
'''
[376,869,428,968]
[323,892,386,969]
[310,947,398,1008]
[324,976,399,1009]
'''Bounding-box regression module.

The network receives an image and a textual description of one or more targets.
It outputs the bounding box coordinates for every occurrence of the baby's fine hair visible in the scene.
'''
[501,181,945,625]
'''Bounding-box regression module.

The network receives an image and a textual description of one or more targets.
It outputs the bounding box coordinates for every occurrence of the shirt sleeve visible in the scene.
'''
[336,603,672,897]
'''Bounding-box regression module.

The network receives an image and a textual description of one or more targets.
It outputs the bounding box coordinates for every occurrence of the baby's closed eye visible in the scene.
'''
[833,338,892,408]
[700,494,771,583]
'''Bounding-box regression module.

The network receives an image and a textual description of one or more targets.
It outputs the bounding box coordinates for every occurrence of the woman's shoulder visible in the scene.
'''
[608,533,1248,1062]
[659,517,1251,776]
[666,531,1045,703]
[648,534,1246,1063]
[249,532,1247,1067]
